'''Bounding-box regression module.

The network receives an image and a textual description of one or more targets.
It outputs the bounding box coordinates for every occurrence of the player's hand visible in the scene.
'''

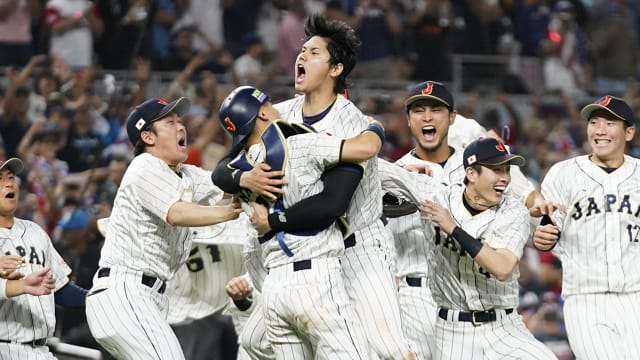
[419,200,456,234]
[223,196,243,221]
[533,224,560,251]
[225,276,253,300]
[240,163,286,201]
[22,268,55,296]
[529,199,565,218]
[0,255,24,278]
[249,202,271,235]
[403,163,433,176]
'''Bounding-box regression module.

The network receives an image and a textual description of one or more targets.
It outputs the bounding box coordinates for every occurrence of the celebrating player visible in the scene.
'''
[217,84,387,358]
[379,138,558,360]
[213,14,414,359]
[84,97,242,360]
[0,157,88,359]
[533,95,640,359]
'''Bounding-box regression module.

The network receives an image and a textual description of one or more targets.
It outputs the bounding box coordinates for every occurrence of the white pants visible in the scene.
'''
[564,292,640,360]
[86,266,185,360]
[398,278,437,360]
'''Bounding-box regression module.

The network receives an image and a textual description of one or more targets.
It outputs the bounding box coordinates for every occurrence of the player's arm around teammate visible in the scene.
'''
[1,267,55,298]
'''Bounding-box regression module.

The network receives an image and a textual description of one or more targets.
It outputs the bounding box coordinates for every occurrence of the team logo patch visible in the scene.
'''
[157,99,168,105]
[421,82,434,95]
[467,155,477,165]
[135,118,146,130]
[224,117,236,132]
[598,96,612,107]
[252,89,268,103]
[495,141,506,152]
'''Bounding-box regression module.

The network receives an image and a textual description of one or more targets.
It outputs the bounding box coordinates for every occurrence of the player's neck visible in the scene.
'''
[463,188,493,211]
[302,91,337,117]
[589,154,624,169]
[414,145,453,165]
[0,215,15,229]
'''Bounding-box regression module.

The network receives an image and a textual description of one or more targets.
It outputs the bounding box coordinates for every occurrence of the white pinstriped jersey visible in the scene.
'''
[542,155,640,296]
[379,159,529,310]
[275,95,389,251]
[243,231,266,292]
[0,218,71,342]
[98,153,224,281]
[390,150,464,279]
[243,131,348,268]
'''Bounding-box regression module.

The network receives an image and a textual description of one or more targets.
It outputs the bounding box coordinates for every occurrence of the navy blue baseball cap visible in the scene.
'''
[404,81,454,111]
[463,137,525,168]
[0,158,24,175]
[125,97,191,146]
[580,95,636,126]
[219,86,269,145]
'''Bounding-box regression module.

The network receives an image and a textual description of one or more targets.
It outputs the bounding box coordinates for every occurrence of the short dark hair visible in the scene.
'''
[133,123,157,156]
[304,13,361,94]
[463,164,483,185]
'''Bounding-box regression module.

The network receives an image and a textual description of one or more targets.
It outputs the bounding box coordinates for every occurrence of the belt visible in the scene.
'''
[438,308,514,326]
[405,276,424,287]
[344,234,356,249]
[97,268,167,294]
[0,338,48,346]
[293,259,312,271]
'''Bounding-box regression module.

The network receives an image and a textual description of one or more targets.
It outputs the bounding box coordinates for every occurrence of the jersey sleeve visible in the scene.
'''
[484,201,530,259]
[540,161,569,227]
[295,133,344,170]
[37,226,71,290]
[507,165,536,204]
[128,155,184,221]
[378,158,441,205]
[184,164,225,205]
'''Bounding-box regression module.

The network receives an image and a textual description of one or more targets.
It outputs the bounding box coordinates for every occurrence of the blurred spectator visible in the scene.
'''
[0,0,41,67]
[221,0,261,58]
[94,0,152,69]
[159,25,232,72]
[540,0,590,95]
[590,7,638,96]
[93,153,129,208]
[57,105,105,172]
[407,0,453,82]
[177,0,223,54]
[232,33,273,88]
[44,0,103,69]
[503,0,549,57]
[0,85,32,158]
[276,0,306,78]
[149,0,181,65]
[350,0,402,80]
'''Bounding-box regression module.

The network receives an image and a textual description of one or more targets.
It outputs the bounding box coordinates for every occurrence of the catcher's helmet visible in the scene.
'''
[219,86,270,145]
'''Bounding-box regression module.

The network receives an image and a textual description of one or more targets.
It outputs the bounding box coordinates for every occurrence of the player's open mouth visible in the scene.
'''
[421,126,436,141]
[594,139,611,145]
[5,192,15,199]
[493,185,506,195]
[178,137,186,149]
[296,64,306,83]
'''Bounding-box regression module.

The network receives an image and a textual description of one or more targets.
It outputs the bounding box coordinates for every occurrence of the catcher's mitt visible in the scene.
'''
[382,193,418,218]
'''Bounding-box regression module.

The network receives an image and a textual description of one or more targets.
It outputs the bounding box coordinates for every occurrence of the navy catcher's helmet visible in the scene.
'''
[219,86,270,145]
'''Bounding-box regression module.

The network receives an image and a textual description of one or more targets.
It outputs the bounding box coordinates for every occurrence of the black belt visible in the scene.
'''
[344,234,356,249]
[438,308,513,326]
[0,338,47,346]
[98,268,167,294]
[293,260,312,271]
[405,276,423,287]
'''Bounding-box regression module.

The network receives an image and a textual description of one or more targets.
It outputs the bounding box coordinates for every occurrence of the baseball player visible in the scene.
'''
[213,14,414,359]
[217,85,389,358]
[533,95,640,359]
[379,137,558,360]
[84,97,242,360]
[384,81,547,360]
[0,157,88,360]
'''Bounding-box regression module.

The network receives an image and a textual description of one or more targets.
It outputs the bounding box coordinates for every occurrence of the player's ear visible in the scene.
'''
[465,167,477,183]
[624,125,635,142]
[330,62,344,78]
[140,130,155,146]
[449,110,457,125]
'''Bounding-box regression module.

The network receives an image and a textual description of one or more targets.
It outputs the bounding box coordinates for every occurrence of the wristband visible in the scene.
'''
[233,297,253,311]
[533,215,559,252]
[363,123,385,144]
[451,226,483,258]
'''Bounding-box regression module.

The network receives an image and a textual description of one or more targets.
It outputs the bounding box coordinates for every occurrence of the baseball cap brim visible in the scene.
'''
[580,104,629,124]
[477,154,526,167]
[0,158,24,175]
[404,95,451,109]
[152,97,191,123]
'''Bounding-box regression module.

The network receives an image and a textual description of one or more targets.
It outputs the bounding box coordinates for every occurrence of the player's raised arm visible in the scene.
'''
[338,119,385,163]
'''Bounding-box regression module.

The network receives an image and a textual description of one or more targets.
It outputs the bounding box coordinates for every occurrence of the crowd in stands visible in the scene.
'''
[3,0,640,358]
